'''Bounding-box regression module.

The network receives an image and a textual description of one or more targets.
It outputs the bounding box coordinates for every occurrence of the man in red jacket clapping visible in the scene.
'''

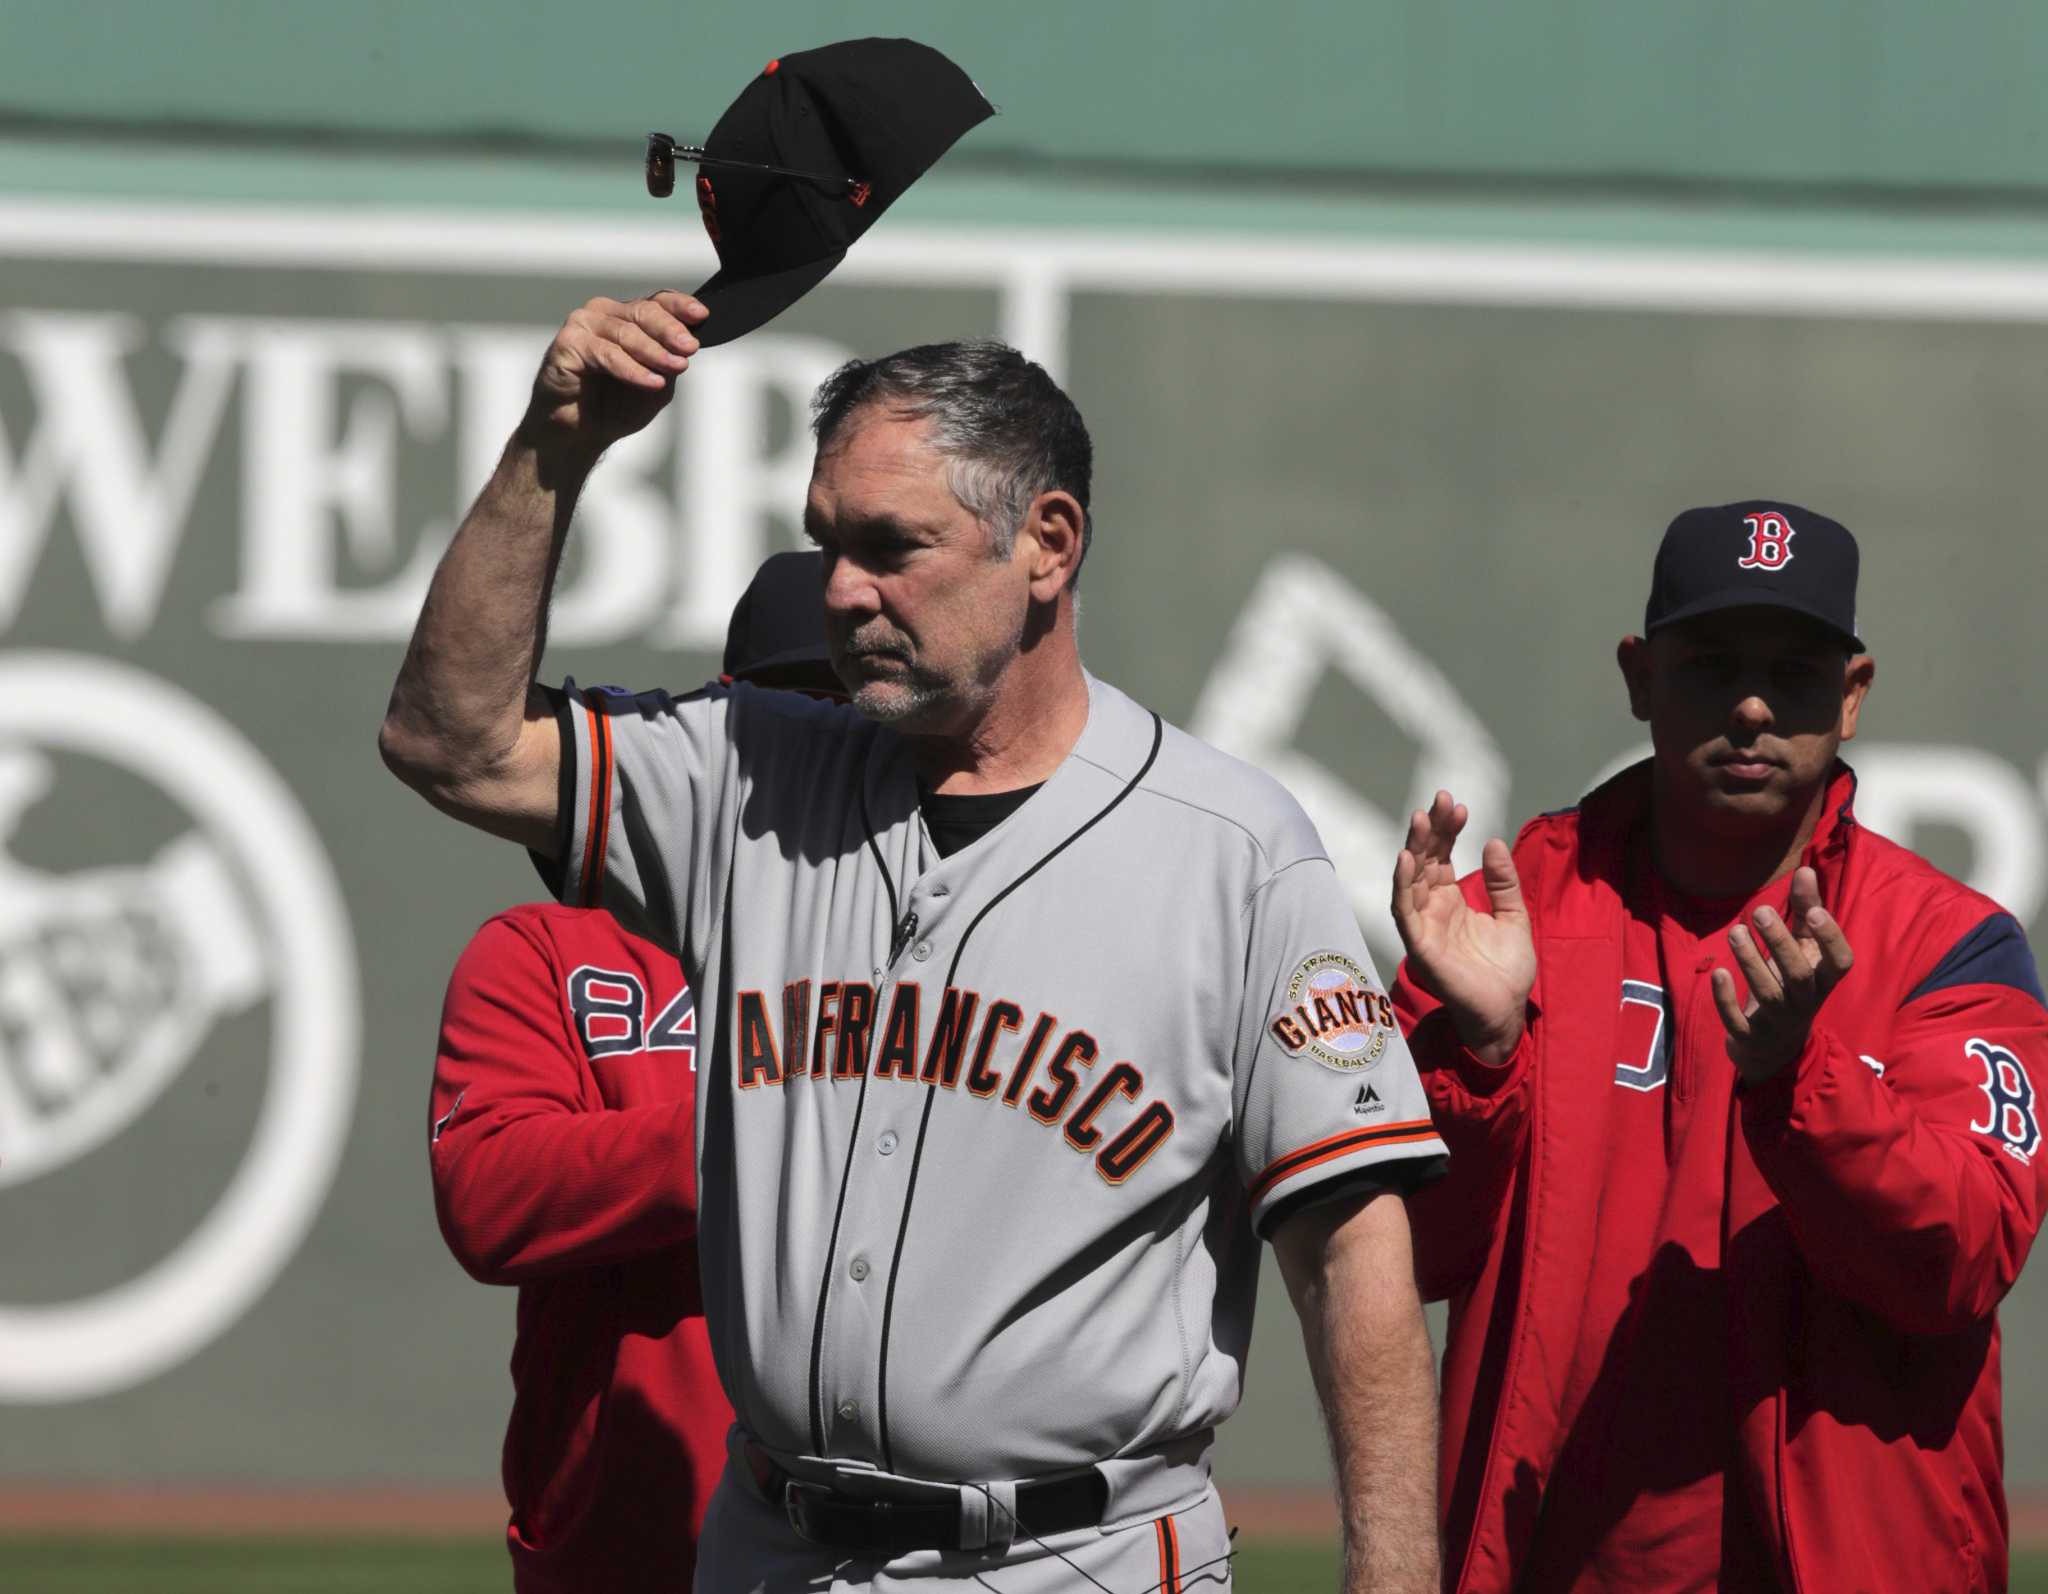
[427,552,841,1594]
[1392,502,2047,1594]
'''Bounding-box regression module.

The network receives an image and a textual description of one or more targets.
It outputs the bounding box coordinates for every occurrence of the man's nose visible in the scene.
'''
[822,555,880,617]
[1730,691,1774,734]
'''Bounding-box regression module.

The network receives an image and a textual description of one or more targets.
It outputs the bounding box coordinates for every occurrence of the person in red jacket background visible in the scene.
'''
[428,552,842,1594]
[1391,502,2048,1594]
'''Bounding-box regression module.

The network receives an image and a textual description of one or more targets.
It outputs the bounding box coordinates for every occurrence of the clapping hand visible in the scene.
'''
[1391,791,1536,1066]
[1713,866,1854,1083]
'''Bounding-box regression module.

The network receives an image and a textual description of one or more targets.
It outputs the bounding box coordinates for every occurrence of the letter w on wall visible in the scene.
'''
[0,313,238,638]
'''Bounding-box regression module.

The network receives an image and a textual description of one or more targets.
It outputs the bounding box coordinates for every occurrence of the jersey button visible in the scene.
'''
[912,941,932,961]
[848,1256,870,1282]
[878,1130,899,1155]
[837,1398,860,1422]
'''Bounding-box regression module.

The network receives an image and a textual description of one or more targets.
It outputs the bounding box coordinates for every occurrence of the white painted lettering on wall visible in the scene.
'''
[0,312,855,648]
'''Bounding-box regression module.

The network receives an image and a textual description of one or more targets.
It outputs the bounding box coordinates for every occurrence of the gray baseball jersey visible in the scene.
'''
[546,670,1446,1482]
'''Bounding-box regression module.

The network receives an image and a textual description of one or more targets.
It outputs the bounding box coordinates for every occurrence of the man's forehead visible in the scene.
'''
[808,410,957,517]
[814,404,939,468]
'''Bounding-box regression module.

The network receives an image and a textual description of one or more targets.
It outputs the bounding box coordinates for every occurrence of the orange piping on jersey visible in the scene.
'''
[1153,1514,1182,1594]
[579,703,613,907]
[1249,1120,1439,1204]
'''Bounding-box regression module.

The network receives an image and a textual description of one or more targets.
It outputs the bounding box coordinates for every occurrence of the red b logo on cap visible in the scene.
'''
[1738,512,1795,571]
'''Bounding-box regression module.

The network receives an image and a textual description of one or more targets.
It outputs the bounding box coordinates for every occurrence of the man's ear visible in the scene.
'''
[1617,635,1653,723]
[1838,654,1876,742]
[1020,490,1085,601]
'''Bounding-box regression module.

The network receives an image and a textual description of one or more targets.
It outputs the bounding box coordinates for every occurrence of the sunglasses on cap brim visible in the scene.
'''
[645,131,868,201]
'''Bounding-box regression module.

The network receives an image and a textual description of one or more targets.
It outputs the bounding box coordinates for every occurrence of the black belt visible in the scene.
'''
[745,1441,1110,1556]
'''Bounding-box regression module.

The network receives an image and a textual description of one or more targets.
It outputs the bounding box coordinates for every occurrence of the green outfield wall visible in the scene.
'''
[3,0,2047,1509]
[10,0,2048,196]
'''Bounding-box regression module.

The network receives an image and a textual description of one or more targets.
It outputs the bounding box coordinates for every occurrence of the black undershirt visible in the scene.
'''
[917,782,1044,858]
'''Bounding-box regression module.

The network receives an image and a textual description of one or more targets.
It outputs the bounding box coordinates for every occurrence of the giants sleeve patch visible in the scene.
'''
[1268,951,1394,1073]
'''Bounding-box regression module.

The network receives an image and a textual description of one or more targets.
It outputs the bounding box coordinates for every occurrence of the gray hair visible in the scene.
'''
[810,340,1094,575]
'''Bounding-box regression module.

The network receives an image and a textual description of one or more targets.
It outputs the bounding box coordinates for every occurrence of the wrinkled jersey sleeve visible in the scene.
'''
[1234,856,1448,1238]
[541,679,734,967]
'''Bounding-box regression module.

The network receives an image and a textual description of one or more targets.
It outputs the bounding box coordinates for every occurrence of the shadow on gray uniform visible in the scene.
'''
[717,548,921,870]
[730,687,915,868]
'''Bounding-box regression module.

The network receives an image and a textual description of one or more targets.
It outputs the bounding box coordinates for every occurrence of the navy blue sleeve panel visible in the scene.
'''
[1906,913,2048,1010]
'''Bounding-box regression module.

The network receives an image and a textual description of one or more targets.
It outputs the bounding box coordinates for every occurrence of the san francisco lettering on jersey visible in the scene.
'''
[731,980,1176,1185]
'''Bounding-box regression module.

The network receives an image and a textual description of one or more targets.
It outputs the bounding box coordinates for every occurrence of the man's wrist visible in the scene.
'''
[1735,1021,1828,1107]
[511,412,605,484]
[1735,1052,1792,1086]
[1732,1027,1809,1086]
[1450,1011,1525,1067]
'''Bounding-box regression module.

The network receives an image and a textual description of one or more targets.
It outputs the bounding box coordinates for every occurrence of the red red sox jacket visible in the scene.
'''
[429,903,733,1594]
[1398,763,2048,1594]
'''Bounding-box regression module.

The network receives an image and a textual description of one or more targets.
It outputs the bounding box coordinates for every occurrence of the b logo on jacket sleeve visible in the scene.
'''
[1966,1037,2040,1160]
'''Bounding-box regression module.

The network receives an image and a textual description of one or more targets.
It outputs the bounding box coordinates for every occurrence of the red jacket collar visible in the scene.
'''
[1565,757,1860,904]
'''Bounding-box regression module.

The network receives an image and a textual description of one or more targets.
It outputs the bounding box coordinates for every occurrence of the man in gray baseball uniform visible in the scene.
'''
[381,289,1448,1593]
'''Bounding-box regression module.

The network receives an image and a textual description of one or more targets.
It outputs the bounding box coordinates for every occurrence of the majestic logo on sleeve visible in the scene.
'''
[1738,511,1796,571]
[1269,952,1393,1072]
[1966,1037,2040,1161]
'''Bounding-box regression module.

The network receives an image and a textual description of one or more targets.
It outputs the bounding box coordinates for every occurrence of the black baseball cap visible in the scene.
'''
[1644,499,1865,651]
[661,38,995,348]
[722,550,835,686]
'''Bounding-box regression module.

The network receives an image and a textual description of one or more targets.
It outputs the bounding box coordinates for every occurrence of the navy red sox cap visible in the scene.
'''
[722,550,837,689]
[645,38,995,348]
[1644,499,1865,652]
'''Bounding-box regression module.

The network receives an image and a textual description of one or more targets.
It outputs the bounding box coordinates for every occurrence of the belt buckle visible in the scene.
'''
[784,1480,911,1554]
[783,1479,831,1544]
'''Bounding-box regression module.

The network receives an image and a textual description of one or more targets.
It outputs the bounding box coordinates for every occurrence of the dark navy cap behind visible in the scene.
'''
[1645,499,1864,651]
[722,550,833,683]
